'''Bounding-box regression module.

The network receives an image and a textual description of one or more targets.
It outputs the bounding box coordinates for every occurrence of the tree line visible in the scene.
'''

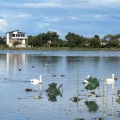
[28,31,120,48]
[0,31,120,48]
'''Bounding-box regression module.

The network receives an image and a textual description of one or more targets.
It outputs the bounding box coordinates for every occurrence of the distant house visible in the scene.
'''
[6,30,28,47]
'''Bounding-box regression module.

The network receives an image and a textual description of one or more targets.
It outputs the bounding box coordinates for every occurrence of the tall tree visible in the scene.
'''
[89,35,101,48]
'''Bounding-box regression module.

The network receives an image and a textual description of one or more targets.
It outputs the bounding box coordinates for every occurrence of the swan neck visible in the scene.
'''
[40,76,42,82]
[112,75,115,80]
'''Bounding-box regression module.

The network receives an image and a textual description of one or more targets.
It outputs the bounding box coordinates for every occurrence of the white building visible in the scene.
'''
[6,30,28,47]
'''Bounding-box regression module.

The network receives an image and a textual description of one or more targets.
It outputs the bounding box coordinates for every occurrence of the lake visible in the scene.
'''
[0,50,120,120]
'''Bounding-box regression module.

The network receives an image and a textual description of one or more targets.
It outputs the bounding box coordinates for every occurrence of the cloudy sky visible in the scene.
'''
[0,0,120,39]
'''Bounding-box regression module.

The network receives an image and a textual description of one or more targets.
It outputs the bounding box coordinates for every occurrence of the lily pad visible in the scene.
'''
[85,77,99,90]
[116,97,120,104]
[117,90,120,97]
[85,101,99,113]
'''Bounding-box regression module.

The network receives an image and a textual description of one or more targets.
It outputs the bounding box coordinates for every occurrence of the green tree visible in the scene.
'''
[94,35,100,40]
[89,35,101,48]
[0,36,6,44]
[13,41,20,46]
[28,36,40,46]
[37,31,60,47]
[65,32,77,47]
[65,32,90,48]
[105,41,119,48]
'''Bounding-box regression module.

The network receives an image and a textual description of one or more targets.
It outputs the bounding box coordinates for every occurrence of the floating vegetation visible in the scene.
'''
[116,97,120,104]
[34,95,42,99]
[85,101,99,113]
[84,76,99,91]
[117,90,120,97]
[46,83,62,102]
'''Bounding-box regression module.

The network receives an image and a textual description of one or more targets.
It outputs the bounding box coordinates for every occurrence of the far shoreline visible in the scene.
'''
[0,47,120,51]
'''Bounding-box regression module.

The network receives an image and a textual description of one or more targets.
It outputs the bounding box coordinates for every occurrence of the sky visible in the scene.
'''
[0,0,120,39]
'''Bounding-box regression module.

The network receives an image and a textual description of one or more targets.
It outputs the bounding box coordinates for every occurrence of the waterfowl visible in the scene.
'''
[25,88,33,92]
[61,74,65,77]
[52,74,56,77]
[70,97,80,102]
[104,74,116,88]
[30,75,43,84]
[83,75,90,85]
[34,95,42,99]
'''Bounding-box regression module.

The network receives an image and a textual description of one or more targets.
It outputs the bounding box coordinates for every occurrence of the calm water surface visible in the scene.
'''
[0,50,120,120]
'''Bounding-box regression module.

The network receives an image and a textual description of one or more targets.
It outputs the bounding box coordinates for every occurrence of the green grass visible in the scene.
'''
[0,46,120,51]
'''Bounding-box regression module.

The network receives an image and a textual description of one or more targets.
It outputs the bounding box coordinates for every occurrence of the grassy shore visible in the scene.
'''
[0,46,120,51]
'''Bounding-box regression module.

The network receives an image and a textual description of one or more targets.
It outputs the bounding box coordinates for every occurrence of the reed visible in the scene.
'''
[112,97,114,120]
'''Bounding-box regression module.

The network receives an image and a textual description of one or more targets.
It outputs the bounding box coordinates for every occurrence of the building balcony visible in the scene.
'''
[11,36,28,39]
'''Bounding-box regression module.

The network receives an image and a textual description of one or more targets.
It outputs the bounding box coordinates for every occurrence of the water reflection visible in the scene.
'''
[116,97,120,104]
[85,101,99,113]
[33,84,43,99]
[116,90,120,104]
[0,51,120,120]
[6,53,26,69]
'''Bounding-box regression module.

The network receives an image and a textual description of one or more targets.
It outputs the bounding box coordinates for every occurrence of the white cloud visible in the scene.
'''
[36,22,50,28]
[0,19,7,32]
[23,2,63,8]
[40,16,60,22]
[84,0,120,7]
[16,13,32,19]
[49,17,60,22]
[94,14,109,19]
[70,16,78,20]
[0,19,6,26]
[0,0,120,38]
[1,0,120,11]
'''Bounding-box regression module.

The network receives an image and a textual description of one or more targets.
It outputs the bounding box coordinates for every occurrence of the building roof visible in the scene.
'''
[5,30,26,34]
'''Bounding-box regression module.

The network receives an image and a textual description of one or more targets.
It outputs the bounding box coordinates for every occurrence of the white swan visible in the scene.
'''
[104,74,116,88]
[83,75,90,85]
[30,75,43,84]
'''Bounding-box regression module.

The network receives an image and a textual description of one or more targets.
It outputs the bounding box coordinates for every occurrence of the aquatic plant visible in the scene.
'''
[85,101,99,113]
[84,76,99,91]
[46,83,62,102]
[116,97,120,104]
[34,95,42,99]
[117,90,120,97]
[71,71,81,103]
